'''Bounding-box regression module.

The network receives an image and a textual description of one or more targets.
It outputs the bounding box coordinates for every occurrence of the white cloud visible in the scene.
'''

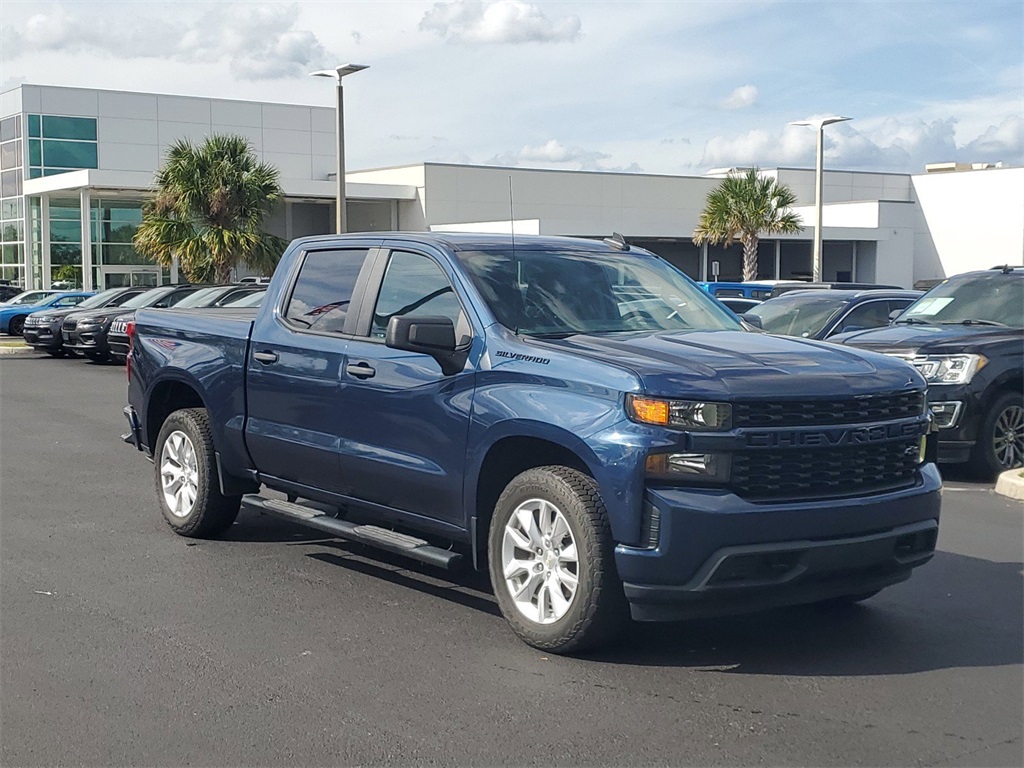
[2,2,334,81]
[699,115,1023,173]
[488,139,640,171]
[720,85,758,110]
[419,0,581,44]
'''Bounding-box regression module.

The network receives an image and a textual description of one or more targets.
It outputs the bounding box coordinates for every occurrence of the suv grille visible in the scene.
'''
[62,318,77,331]
[733,391,924,428]
[731,438,920,502]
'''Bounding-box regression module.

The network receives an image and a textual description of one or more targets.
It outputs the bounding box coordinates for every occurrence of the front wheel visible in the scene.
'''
[970,392,1024,479]
[8,315,25,336]
[154,408,240,538]
[488,466,628,654]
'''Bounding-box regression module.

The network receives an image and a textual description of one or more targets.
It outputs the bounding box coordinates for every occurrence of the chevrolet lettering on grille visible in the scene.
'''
[746,421,926,448]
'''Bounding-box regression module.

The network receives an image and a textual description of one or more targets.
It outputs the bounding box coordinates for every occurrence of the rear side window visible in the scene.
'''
[286,248,370,334]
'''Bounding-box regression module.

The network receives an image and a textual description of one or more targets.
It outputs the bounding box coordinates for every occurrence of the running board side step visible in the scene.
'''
[243,495,464,571]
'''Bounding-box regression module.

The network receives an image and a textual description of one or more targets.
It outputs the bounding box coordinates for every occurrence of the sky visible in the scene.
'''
[2,0,1022,176]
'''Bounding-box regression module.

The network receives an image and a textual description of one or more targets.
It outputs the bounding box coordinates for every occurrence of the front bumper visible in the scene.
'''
[23,322,63,349]
[927,384,982,464]
[615,463,942,621]
[63,326,110,354]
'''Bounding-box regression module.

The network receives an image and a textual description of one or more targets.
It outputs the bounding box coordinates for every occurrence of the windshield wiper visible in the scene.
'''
[894,317,935,325]
[526,331,578,339]
[945,319,1008,327]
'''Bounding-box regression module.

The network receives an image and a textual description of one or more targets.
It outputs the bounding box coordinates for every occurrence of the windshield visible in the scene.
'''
[6,290,56,306]
[121,288,172,309]
[898,274,1024,327]
[222,291,265,307]
[173,287,224,308]
[76,288,124,310]
[746,294,847,337]
[454,248,742,336]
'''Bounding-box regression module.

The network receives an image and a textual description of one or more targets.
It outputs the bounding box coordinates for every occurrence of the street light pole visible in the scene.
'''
[310,64,368,234]
[789,116,851,282]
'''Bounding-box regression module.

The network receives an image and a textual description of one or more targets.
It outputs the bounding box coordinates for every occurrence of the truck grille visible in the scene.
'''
[733,391,924,428]
[731,438,920,502]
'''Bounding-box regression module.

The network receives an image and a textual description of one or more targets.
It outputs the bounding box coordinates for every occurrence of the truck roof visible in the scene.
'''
[288,231,646,254]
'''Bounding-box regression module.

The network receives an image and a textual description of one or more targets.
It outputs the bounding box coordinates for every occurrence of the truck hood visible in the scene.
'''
[529,330,923,399]
[831,323,1024,355]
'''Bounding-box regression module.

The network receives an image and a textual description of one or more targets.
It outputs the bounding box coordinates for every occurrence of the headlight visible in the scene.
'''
[646,452,731,482]
[909,354,987,384]
[627,395,732,430]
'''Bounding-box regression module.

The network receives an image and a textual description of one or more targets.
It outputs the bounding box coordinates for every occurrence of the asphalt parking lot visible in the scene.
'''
[1,353,1021,767]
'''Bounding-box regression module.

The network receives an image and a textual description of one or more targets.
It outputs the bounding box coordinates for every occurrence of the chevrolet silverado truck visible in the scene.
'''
[124,233,941,653]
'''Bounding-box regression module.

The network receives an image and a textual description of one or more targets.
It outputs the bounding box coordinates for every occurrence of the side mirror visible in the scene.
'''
[739,313,763,330]
[386,315,465,375]
[888,309,903,322]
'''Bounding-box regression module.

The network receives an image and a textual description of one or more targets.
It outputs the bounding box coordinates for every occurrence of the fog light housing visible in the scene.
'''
[646,452,731,482]
[929,401,962,429]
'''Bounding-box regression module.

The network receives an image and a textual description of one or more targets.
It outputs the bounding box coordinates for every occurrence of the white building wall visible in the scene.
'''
[911,166,1024,279]
[873,202,919,288]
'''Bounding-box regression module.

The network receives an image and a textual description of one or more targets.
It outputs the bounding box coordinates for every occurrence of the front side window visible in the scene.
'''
[285,248,369,333]
[835,300,892,334]
[455,248,741,337]
[370,251,467,341]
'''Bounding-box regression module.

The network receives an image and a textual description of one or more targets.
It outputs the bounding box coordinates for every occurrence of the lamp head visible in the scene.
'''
[310,64,369,80]
[790,115,852,129]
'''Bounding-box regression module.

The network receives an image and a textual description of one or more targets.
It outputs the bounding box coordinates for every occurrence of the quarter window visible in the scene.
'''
[286,248,370,333]
[371,251,467,341]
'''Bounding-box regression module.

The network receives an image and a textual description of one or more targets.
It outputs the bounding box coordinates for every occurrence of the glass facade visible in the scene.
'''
[0,115,24,284]
[27,115,98,179]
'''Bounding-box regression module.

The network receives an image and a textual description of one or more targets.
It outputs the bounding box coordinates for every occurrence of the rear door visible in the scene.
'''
[333,245,478,526]
[245,242,379,493]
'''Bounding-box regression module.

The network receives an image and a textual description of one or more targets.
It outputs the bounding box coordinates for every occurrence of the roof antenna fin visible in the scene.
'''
[604,232,630,251]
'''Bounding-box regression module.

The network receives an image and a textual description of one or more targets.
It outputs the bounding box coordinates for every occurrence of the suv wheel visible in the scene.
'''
[8,315,25,335]
[971,392,1024,479]
[488,466,628,654]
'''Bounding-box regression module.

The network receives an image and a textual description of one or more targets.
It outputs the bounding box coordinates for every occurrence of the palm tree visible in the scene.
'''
[692,167,803,282]
[134,135,287,284]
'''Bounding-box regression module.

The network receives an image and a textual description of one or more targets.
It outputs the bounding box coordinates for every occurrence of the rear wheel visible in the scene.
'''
[8,315,25,336]
[154,408,241,538]
[488,466,628,654]
[970,392,1024,479]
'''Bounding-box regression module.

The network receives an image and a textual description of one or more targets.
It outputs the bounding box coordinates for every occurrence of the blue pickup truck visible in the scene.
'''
[124,233,941,653]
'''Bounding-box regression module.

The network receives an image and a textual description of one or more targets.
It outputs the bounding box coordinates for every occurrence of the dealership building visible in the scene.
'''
[1,83,1021,291]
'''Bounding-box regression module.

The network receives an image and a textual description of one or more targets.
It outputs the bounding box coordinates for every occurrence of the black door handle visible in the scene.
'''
[253,350,278,364]
[346,362,376,379]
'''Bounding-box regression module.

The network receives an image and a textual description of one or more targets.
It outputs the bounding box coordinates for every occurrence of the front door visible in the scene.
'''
[337,248,477,527]
[101,268,161,289]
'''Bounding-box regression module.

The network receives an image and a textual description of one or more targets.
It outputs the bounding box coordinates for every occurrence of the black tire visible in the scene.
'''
[969,391,1024,480]
[8,315,25,336]
[45,349,64,358]
[153,408,241,538]
[84,350,109,362]
[488,466,628,654]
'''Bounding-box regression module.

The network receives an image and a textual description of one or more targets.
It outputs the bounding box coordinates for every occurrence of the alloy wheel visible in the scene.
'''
[501,498,580,624]
[160,430,200,517]
[993,404,1024,469]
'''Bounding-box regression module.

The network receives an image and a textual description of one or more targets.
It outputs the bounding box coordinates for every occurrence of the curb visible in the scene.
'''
[0,344,37,356]
[994,469,1024,502]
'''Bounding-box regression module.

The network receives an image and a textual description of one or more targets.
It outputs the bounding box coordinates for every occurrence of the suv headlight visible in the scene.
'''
[909,354,987,385]
[626,395,732,430]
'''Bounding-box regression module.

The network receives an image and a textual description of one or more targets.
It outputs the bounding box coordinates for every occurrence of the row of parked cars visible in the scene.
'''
[1,282,266,362]
[700,270,1023,478]
[3,265,1021,478]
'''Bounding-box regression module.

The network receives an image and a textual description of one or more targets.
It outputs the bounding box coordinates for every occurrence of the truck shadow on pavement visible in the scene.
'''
[227,511,1021,676]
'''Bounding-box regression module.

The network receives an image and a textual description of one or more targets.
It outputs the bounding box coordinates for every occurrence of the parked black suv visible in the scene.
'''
[64,284,207,361]
[23,286,146,356]
[835,267,1023,477]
